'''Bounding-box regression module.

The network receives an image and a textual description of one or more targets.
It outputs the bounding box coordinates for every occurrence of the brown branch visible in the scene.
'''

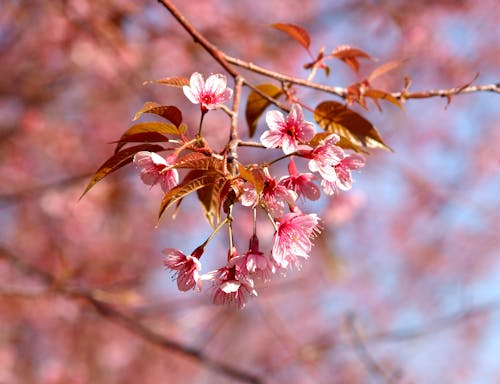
[0,171,93,205]
[156,0,238,78]
[157,0,498,126]
[0,246,263,384]
[397,83,500,100]
[226,54,348,98]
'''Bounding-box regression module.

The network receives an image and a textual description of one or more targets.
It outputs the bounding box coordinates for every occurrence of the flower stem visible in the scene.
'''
[200,217,228,248]
[197,109,207,137]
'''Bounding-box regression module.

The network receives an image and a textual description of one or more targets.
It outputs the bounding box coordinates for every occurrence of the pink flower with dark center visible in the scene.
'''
[320,153,365,195]
[183,72,233,111]
[272,209,321,269]
[204,252,257,309]
[261,175,297,218]
[307,134,344,181]
[260,104,316,154]
[240,170,297,218]
[162,247,203,291]
[279,158,320,201]
[133,151,178,193]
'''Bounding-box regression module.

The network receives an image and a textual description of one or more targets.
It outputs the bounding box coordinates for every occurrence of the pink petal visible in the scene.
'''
[265,110,286,131]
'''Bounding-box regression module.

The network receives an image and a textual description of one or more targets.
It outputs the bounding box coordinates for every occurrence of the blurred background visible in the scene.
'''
[0,0,499,383]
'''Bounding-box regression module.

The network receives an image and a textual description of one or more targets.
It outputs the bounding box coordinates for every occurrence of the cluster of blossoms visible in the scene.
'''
[132,72,365,308]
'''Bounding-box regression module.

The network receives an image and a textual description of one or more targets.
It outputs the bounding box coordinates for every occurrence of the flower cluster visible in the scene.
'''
[131,72,365,309]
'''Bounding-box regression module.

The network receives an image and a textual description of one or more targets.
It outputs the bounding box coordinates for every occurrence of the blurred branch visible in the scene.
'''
[0,172,93,205]
[0,245,263,384]
[346,313,401,384]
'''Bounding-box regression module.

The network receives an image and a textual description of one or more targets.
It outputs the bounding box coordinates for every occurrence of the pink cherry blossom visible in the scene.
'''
[239,170,297,218]
[307,134,344,181]
[241,235,273,281]
[133,151,178,193]
[204,252,257,309]
[261,175,297,217]
[320,153,365,195]
[279,157,320,201]
[162,247,203,291]
[182,72,233,111]
[271,209,321,269]
[260,104,316,154]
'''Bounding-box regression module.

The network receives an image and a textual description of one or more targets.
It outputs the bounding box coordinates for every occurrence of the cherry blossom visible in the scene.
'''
[133,151,178,193]
[260,104,316,154]
[321,153,365,195]
[241,235,273,281]
[204,251,257,309]
[240,170,297,218]
[279,157,320,201]
[271,209,320,269]
[162,247,203,291]
[307,134,344,181]
[182,72,233,111]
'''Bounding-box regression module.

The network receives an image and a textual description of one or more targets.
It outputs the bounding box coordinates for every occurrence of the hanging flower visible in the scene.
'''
[321,153,365,195]
[271,209,320,269]
[307,134,344,181]
[279,157,320,201]
[133,151,178,193]
[162,247,203,291]
[241,235,273,281]
[260,104,316,155]
[203,250,257,309]
[183,72,233,111]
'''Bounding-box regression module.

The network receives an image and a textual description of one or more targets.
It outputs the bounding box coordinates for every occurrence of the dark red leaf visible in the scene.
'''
[81,144,165,198]
[133,102,183,127]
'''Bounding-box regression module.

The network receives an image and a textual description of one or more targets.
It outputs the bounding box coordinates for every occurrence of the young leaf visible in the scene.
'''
[112,132,169,145]
[197,177,230,227]
[158,171,221,221]
[143,77,190,88]
[245,83,283,138]
[114,122,181,153]
[331,45,372,73]
[133,102,183,127]
[363,89,403,110]
[314,101,391,152]
[271,23,311,53]
[368,60,404,83]
[81,144,165,198]
[174,152,225,173]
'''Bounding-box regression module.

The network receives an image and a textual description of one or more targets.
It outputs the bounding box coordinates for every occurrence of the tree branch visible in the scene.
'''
[0,245,263,384]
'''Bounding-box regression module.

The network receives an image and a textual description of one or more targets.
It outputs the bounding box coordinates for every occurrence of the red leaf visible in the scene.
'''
[331,45,372,73]
[196,177,229,227]
[114,122,181,153]
[133,102,183,127]
[368,60,404,83]
[158,171,221,221]
[363,89,404,110]
[81,144,165,198]
[174,152,225,173]
[271,23,311,53]
[314,101,391,152]
[143,77,190,88]
[112,132,169,145]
